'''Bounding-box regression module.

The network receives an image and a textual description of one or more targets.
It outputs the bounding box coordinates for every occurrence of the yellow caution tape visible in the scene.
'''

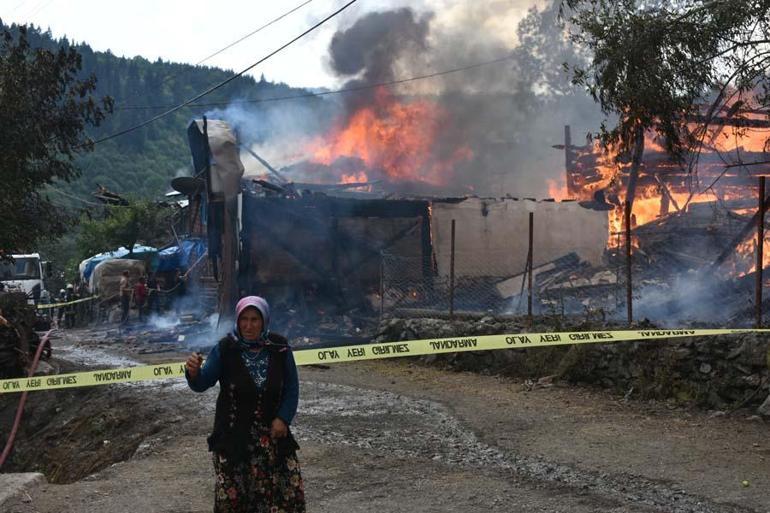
[1,328,768,394]
[1,362,187,393]
[36,296,98,310]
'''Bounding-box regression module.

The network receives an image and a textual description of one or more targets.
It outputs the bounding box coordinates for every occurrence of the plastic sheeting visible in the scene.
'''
[79,245,158,282]
[89,259,146,298]
[156,239,206,272]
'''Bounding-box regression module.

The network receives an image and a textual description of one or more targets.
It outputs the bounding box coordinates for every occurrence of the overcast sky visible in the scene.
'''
[0,0,539,89]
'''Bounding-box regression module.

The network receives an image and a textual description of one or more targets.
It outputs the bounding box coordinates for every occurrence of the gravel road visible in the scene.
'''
[2,331,768,512]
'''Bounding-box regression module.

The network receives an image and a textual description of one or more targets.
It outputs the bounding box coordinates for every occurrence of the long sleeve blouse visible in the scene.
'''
[186,344,299,425]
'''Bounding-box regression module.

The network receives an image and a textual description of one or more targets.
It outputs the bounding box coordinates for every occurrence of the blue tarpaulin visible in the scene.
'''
[156,239,206,273]
[80,244,158,281]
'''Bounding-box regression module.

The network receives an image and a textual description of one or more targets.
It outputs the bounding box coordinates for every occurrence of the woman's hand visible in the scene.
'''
[185,352,203,379]
[271,417,288,439]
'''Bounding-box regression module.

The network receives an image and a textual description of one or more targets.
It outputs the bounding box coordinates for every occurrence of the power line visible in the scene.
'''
[90,0,359,147]
[47,186,104,207]
[192,0,314,68]
[9,0,29,14]
[26,0,54,18]
[114,0,315,107]
[116,54,518,112]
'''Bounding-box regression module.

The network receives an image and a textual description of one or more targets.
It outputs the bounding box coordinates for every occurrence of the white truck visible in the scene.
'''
[0,253,50,303]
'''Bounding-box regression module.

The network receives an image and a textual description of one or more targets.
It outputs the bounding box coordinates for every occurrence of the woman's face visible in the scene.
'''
[238,307,264,341]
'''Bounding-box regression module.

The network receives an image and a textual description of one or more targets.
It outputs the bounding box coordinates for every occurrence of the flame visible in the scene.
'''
[308,87,472,184]
[340,171,368,184]
[734,232,770,276]
[568,125,770,254]
[547,177,570,200]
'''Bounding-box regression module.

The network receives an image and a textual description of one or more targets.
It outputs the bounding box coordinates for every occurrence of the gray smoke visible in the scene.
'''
[319,2,603,195]
[208,1,605,196]
[330,8,431,83]
[329,8,431,113]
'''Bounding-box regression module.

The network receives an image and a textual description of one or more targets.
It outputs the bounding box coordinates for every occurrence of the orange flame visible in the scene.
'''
[340,171,369,184]
[547,177,570,201]
[570,125,770,253]
[734,234,770,276]
[308,87,472,184]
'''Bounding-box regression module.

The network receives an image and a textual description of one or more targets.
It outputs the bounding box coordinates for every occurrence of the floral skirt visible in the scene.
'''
[213,424,305,513]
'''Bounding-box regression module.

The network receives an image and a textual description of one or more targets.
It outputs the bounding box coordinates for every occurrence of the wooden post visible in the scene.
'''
[659,186,670,217]
[379,252,385,320]
[527,212,534,323]
[625,200,633,325]
[757,176,766,327]
[564,125,573,196]
[449,219,456,319]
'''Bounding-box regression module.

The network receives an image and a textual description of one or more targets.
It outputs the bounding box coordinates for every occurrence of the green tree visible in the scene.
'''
[564,0,770,202]
[77,200,174,260]
[0,24,112,254]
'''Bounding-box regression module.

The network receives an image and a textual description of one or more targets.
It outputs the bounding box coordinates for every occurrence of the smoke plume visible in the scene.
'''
[211,0,604,196]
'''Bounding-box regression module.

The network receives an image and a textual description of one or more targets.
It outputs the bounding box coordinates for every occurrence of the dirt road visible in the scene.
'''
[2,331,769,512]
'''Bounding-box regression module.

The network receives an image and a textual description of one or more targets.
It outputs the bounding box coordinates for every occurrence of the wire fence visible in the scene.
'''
[381,250,626,320]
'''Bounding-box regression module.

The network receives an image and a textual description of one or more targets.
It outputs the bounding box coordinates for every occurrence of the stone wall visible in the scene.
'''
[375,317,770,412]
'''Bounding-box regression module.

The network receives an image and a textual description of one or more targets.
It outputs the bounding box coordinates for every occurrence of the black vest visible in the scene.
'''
[207,332,289,458]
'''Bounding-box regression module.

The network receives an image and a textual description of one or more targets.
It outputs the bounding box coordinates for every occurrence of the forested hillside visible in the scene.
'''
[4,23,326,202]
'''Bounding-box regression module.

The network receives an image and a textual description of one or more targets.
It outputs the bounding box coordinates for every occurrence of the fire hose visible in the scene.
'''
[0,329,54,469]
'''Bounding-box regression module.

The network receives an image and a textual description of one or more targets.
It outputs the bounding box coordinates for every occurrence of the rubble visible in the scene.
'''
[758,395,770,418]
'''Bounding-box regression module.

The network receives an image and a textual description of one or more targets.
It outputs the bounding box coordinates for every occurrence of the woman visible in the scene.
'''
[185,296,305,512]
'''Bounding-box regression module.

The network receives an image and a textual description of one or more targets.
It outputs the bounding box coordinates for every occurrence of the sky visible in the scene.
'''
[0,0,540,89]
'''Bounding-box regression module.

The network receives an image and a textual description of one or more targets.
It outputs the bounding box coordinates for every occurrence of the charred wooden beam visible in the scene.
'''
[711,191,770,269]
[564,125,576,195]
[93,184,129,206]
[239,145,289,185]
[653,175,681,212]
[687,114,770,128]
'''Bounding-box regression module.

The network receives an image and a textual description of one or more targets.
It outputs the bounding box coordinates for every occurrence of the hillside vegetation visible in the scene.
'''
[5,23,326,203]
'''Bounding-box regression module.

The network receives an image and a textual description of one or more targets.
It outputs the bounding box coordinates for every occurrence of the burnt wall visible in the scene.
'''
[239,195,430,314]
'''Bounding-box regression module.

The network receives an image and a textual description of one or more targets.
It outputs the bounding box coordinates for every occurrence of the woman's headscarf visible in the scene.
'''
[233,295,270,348]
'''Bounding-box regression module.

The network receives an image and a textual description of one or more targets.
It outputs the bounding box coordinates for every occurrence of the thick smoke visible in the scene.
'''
[329,8,431,113]
[209,1,604,195]
[318,1,603,195]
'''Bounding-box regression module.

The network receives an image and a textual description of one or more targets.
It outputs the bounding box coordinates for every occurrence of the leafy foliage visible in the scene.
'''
[0,23,329,203]
[0,24,112,253]
[77,200,175,260]
[564,0,770,158]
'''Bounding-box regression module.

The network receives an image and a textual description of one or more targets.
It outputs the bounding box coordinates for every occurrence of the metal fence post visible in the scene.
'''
[449,219,456,319]
[757,176,766,327]
[625,200,633,325]
[379,251,385,320]
[527,212,534,324]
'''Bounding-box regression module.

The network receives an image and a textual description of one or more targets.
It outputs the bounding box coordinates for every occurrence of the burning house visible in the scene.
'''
[182,117,611,335]
[551,112,770,323]
[172,7,770,329]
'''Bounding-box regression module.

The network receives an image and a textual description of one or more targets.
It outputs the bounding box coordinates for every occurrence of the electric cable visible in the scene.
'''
[46,186,105,207]
[113,0,315,106]
[89,0,359,147]
[116,54,517,111]
[192,0,314,68]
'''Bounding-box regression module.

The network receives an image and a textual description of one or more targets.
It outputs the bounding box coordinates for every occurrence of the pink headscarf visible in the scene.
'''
[234,296,270,342]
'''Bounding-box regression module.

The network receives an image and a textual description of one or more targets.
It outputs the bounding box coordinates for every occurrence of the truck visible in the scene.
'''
[0,253,50,303]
